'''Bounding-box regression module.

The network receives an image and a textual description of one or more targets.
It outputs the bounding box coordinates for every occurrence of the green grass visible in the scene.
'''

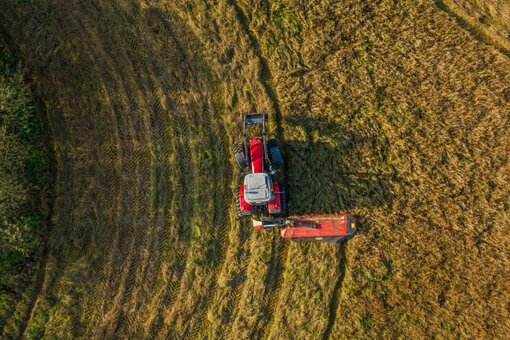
[0,36,49,337]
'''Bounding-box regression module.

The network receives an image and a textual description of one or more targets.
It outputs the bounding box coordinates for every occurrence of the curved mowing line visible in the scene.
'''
[151,117,196,339]
[104,98,142,338]
[112,96,156,337]
[146,25,202,336]
[121,9,199,336]
[122,76,173,337]
[141,8,237,337]
[187,111,234,338]
[107,18,172,336]
[91,4,192,335]
[85,18,150,334]
[137,82,174,335]
[66,6,128,334]
[78,13,146,336]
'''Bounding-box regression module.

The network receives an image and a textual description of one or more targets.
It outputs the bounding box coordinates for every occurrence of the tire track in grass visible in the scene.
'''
[73,8,145,336]
[185,97,233,339]
[89,5,191,333]
[85,13,147,337]
[1,5,129,338]
[122,73,168,336]
[160,110,218,337]
[139,84,174,334]
[112,97,154,337]
[150,113,196,339]
[114,7,197,336]
[137,7,237,337]
[322,242,348,340]
[136,28,192,329]
[256,235,290,340]
[87,82,124,339]
[62,4,127,334]
[139,11,219,333]
[227,1,290,338]
[156,119,196,339]
[107,13,167,335]
[2,2,190,338]
[141,17,199,339]
[101,97,140,338]
[68,8,128,334]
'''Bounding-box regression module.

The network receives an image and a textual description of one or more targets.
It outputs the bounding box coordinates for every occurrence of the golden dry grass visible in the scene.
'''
[445,0,510,52]
[1,0,509,339]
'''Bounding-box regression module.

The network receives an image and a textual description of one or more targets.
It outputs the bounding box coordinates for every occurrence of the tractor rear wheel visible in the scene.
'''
[234,143,248,169]
[235,187,243,216]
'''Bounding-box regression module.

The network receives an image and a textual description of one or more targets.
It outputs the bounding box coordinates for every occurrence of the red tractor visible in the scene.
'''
[234,113,357,243]
[234,113,285,216]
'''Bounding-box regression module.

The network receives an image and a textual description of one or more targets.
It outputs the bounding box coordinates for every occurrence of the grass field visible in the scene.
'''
[442,0,510,53]
[1,0,509,338]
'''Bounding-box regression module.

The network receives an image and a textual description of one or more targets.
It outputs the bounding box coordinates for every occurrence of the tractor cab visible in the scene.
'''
[244,173,273,205]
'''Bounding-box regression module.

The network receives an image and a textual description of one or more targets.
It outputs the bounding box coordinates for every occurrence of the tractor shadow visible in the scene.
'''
[281,114,394,223]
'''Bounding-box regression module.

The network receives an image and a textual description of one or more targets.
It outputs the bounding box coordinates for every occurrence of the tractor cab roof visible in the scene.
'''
[244,173,272,204]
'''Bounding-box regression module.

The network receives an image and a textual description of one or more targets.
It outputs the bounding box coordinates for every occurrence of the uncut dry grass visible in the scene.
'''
[445,0,510,52]
[1,0,509,339]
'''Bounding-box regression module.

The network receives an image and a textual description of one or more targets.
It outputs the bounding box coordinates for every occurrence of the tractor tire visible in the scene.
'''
[235,187,243,217]
[267,139,284,167]
[234,143,248,169]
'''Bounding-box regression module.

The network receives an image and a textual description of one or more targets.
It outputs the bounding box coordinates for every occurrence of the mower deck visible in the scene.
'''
[280,214,356,243]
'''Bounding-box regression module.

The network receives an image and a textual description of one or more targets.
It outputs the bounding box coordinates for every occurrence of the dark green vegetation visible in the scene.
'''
[0,38,49,336]
[0,0,509,339]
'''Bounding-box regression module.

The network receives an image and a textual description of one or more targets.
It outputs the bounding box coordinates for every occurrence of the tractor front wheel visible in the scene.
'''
[234,143,248,169]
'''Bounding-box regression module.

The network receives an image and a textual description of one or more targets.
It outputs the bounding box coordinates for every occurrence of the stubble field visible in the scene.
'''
[1,0,509,339]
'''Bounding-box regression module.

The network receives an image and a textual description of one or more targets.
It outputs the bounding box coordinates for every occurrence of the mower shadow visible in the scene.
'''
[280,115,393,218]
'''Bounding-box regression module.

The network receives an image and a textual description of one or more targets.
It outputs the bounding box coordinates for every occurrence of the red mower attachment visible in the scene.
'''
[253,214,357,243]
